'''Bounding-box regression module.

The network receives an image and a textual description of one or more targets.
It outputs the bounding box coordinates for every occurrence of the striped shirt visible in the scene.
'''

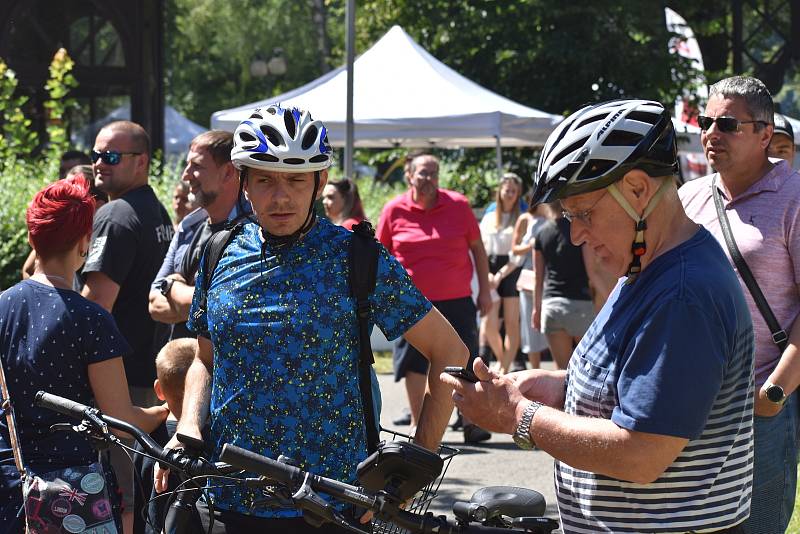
[556,228,754,533]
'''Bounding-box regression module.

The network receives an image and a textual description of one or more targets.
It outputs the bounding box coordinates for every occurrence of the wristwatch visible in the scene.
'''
[763,382,787,405]
[159,278,175,298]
[513,401,543,450]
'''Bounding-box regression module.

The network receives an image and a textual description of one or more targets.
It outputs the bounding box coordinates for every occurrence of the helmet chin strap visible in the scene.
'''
[605,177,671,282]
[261,170,321,251]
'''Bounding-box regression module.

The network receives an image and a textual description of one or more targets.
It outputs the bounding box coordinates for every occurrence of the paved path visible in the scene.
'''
[377,373,561,528]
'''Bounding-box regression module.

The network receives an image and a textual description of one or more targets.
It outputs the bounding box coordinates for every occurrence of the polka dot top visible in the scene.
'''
[0,280,131,474]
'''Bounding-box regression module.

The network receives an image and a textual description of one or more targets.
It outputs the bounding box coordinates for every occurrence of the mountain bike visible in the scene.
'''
[34,390,559,534]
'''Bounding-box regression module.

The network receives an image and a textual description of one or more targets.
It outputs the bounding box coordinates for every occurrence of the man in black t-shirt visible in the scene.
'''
[82,120,173,533]
[532,212,594,369]
[83,121,173,393]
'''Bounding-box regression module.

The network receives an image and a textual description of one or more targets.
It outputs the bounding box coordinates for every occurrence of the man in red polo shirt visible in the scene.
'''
[377,153,493,442]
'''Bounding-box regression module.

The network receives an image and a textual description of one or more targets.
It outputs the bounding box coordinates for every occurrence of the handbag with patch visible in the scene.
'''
[22,461,120,534]
[0,355,121,533]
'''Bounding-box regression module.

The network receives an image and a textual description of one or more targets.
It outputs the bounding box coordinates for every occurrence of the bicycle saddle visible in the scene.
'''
[454,486,546,521]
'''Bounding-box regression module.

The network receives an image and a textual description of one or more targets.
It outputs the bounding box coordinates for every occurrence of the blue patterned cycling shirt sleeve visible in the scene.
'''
[187,219,431,517]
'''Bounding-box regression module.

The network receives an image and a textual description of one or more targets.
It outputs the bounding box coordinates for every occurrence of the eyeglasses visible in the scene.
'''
[91,150,142,165]
[697,115,768,133]
[562,190,607,226]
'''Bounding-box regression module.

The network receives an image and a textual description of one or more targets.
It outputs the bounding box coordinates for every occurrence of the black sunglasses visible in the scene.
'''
[91,150,142,165]
[697,115,768,133]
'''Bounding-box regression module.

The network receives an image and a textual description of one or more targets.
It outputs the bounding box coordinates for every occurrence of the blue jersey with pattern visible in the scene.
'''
[188,219,431,517]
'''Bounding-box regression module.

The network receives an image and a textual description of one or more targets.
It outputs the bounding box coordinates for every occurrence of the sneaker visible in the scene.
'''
[392,408,412,426]
[463,424,491,444]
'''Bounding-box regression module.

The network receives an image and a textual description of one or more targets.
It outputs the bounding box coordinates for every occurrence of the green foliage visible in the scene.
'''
[148,153,186,220]
[351,0,693,115]
[165,0,327,126]
[43,48,79,161]
[0,159,55,289]
[0,61,37,162]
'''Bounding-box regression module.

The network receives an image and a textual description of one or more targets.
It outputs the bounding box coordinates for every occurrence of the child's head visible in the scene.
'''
[154,338,197,416]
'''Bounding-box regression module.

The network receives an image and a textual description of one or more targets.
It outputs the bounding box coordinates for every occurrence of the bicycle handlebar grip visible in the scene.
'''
[34,391,90,419]
[220,444,300,485]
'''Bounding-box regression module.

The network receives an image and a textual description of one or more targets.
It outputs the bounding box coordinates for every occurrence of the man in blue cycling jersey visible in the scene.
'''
[444,100,755,534]
[155,105,467,533]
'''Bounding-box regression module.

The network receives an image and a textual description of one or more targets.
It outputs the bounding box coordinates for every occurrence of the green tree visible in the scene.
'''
[165,0,329,126]
[349,0,696,116]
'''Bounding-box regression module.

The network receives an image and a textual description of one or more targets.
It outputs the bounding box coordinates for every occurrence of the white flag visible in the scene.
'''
[665,7,707,126]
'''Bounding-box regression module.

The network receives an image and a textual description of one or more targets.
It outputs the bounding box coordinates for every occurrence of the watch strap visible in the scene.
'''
[514,401,543,449]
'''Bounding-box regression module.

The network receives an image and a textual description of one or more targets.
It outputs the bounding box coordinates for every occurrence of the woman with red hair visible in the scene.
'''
[0,177,167,533]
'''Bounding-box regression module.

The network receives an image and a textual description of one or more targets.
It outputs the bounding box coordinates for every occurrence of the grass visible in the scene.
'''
[373,350,393,375]
[791,474,800,532]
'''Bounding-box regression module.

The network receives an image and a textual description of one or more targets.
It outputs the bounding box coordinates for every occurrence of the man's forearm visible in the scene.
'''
[528,407,686,484]
[170,280,195,320]
[177,357,212,435]
[149,291,180,323]
[766,312,800,394]
[416,348,467,451]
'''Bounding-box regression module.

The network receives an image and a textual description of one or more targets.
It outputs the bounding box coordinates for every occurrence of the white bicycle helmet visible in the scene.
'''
[533,99,679,280]
[231,104,332,172]
[532,99,678,205]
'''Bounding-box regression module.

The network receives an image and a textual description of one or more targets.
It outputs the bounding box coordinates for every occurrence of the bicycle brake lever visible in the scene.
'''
[290,473,363,533]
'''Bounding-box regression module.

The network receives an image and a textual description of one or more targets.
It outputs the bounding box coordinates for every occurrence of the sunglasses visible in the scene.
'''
[91,150,142,165]
[697,115,768,133]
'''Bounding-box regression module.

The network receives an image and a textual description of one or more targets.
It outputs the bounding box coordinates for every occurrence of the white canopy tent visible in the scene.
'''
[211,25,562,150]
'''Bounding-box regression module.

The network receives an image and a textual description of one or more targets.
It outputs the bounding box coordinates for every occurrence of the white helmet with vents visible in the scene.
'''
[532,99,678,204]
[231,104,333,172]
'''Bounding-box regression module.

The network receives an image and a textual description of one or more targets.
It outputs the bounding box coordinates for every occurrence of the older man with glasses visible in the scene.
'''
[81,120,175,533]
[680,75,800,533]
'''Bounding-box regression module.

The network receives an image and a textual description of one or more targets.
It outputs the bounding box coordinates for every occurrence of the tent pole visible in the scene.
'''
[495,135,503,179]
[344,0,355,179]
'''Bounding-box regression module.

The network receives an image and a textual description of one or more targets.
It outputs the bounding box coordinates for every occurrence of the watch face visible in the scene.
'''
[766,384,785,403]
[513,433,534,450]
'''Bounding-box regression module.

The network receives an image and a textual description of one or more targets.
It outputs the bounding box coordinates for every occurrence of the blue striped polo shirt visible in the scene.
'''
[556,228,754,533]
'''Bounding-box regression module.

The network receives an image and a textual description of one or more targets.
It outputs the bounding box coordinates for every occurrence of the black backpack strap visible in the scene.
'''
[349,221,380,454]
[192,221,245,323]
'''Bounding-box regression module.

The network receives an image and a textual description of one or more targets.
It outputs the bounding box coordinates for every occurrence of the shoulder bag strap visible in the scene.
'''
[349,221,380,454]
[712,176,788,352]
[0,358,26,477]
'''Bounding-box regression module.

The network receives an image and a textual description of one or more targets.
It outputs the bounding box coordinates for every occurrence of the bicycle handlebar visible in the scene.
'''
[35,391,173,463]
[220,443,551,534]
[35,391,555,534]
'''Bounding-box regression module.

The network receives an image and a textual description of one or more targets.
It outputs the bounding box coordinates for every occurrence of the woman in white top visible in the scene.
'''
[478,173,523,374]
[507,200,553,368]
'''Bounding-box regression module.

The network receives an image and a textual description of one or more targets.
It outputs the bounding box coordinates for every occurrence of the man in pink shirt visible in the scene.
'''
[680,75,800,533]
[377,153,492,442]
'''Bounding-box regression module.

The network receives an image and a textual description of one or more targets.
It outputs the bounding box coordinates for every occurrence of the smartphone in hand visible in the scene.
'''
[444,366,479,383]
